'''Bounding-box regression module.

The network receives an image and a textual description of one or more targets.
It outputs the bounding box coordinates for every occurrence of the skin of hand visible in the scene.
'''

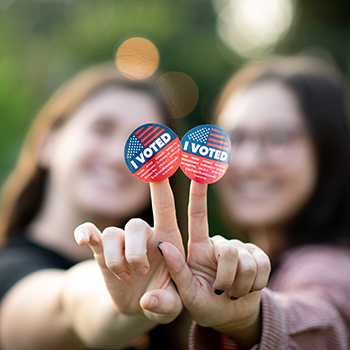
[158,181,271,349]
[74,179,185,325]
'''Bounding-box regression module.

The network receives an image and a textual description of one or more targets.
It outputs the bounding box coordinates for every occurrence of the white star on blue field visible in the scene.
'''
[188,127,210,144]
[126,135,144,159]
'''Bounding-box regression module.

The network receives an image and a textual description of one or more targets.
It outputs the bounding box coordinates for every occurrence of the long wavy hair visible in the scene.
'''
[0,63,178,246]
[214,56,350,248]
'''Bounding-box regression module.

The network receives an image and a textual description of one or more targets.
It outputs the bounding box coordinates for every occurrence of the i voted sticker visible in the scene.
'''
[180,125,231,184]
[124,123,181,182]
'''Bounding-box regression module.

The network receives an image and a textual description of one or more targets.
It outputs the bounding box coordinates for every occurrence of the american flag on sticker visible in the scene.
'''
[125,135,143,159]
[180,124,231,184]
[125,125,166,159]
[135,125,166,147]
[187,126,230,151]
[124,122,181,181]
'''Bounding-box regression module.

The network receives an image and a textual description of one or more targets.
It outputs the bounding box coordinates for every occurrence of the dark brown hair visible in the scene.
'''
[0,62,177,245]
[214,56,350,248]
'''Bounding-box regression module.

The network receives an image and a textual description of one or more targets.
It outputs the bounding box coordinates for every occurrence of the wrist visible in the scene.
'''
[212,307,261,350]
[61,263,158,349]
[77,308,158,349]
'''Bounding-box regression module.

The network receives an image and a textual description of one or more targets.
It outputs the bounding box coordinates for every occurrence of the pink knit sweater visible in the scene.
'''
[189,245,350,349]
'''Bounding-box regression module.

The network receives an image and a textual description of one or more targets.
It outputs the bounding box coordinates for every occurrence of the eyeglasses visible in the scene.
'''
[228,125,307,167]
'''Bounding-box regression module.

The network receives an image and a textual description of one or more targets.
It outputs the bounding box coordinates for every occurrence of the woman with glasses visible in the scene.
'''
[156,56,350,349]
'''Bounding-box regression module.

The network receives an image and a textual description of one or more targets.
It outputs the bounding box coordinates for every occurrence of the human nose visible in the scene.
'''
[230,140,265,170]
[103,135,126,165]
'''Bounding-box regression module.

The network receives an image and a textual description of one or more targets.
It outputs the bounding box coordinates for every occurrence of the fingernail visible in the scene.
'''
[230,296,239,300]
[116,271,131,282]
[146,295,159,310]
[136,266,149,275]
[157,241,163,256]
[77,231,86,244]
[214,289,225,295]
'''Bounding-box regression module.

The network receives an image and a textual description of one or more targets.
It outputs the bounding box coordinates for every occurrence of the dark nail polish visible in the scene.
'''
[157,241,163,256]
[230,296,239,300]
[214,289,225,295]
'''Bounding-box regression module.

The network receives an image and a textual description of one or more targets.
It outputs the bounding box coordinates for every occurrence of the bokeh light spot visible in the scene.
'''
[116,37,159,80]
[157,72,199,119]
[213,0,295,58]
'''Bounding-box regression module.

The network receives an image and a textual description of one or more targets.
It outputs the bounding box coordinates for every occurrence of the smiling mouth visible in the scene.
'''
[88,165,130,190]
[234,180,278,199]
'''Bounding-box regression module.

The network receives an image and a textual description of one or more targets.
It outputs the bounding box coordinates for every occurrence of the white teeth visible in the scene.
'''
[90,165,124,188]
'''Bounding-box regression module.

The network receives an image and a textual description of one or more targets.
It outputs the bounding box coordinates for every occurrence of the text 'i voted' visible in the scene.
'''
[124,123,181,182]
[180,125,231,184]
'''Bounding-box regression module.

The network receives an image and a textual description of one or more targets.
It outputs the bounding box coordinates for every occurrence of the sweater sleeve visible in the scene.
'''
[188,323,242,350]
[189,246,350,350]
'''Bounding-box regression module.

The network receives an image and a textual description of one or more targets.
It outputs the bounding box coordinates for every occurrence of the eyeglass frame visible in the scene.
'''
[226,123,309,167]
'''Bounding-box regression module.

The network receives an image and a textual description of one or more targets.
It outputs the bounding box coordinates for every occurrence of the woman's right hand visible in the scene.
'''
[158,181,271,348]
[74,179,184,325]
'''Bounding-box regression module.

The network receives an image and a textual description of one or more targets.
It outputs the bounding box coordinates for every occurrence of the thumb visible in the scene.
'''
[140,286,182,324]
[156,241,197,301]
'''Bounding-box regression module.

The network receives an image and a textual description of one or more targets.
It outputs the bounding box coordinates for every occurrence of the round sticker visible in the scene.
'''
[180,125,231,184]
[124,123,181,182]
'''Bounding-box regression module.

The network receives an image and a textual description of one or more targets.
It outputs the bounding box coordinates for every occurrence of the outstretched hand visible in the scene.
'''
[158,181,271,346]
[74,179,184,324]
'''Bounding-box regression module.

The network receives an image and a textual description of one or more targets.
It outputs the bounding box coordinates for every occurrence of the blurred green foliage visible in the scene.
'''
[1,0,350,238]
[0,0,232,184]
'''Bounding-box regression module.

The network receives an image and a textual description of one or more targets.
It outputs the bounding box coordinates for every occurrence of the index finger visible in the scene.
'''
[188,180,209,243]
[150,179,179,234]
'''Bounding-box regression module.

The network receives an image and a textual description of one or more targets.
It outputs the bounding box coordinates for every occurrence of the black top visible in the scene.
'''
[0,232,186,350]
[0,233,74,302]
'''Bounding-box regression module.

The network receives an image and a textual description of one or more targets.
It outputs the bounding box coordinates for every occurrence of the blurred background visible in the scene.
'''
[1,0,350,236]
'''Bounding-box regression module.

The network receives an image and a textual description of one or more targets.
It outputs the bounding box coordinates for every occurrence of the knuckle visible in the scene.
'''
[105,259,124,275]
[153,197,174,211]
[125,254,146,269]
[245,242,257,250]
[190,209,207,219]
[252,273,270,290]
[239,261,257,277]
[125,218,148,232]
[258,256,272,275]
[171,258,188,278]
[81,221,94,229]
[252,280,267,291]
[102,226,119,238]
[218,278,234,290]
[77,221,96,233]
[220,244,238,260]
[231,239,245,247]
[211,235,224,243]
